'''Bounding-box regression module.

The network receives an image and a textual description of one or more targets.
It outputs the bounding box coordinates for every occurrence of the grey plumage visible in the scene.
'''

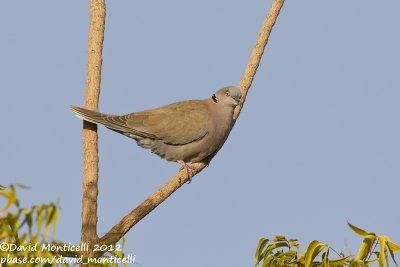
[70,86,241,165]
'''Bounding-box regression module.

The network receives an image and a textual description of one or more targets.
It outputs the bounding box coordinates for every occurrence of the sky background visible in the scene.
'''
[1,1,399,266]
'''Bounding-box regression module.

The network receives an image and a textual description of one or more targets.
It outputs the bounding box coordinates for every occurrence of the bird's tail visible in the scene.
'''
[70,105,130,132]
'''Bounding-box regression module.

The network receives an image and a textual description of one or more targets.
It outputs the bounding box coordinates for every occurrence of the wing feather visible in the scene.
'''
[71,100,210,145]
[124,100,210,145]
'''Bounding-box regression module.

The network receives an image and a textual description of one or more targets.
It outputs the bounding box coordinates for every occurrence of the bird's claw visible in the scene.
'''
[178,160,196,183]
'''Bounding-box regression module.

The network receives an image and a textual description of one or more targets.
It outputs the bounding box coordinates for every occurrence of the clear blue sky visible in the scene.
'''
[1,1,399,266]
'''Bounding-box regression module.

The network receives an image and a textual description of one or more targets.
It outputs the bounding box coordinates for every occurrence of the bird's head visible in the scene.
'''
[211,86,242,107]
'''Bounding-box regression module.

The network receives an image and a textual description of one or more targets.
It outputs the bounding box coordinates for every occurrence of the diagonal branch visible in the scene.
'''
[234,0,285,119]
[98,160,209,246]
[98,0,285,247]
[81,0,106,260]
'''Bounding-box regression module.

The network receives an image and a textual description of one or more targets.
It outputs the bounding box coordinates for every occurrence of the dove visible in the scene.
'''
[70,86,241,182]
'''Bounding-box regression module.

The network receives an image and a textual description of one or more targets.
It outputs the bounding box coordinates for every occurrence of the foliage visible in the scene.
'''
[0,184,127,266]
[255,222,400,267]
[0,184,60,266]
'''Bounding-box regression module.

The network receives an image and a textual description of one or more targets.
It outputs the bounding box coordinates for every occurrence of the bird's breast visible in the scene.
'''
[186,104,234,162]
[138,103,235,163]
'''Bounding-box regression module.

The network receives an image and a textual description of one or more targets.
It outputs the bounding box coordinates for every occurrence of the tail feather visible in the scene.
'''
[70,105,129,132]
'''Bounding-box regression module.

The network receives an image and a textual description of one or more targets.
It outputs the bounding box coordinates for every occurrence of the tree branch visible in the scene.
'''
[98,0,285,246]
[98,160,209,246]
[81,0,106,260]
[234,0,285,119]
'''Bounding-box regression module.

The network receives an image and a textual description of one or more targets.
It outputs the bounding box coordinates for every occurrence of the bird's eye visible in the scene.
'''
[225,91,229,96]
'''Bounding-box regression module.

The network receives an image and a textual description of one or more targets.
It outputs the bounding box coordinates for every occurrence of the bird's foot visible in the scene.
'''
[178,160,196,183]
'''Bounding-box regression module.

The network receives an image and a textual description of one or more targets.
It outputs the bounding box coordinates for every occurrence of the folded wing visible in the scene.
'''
[70,100,210,145]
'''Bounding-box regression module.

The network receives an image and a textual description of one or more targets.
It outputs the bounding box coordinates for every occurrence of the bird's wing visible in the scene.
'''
[124,100,211,145]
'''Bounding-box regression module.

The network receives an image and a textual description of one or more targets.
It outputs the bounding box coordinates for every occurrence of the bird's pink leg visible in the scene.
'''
[178,160,196,183]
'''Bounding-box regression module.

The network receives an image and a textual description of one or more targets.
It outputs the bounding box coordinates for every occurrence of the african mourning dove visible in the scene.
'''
[70,86,241,181]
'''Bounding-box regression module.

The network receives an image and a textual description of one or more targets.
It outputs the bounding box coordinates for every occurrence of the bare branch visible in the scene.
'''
[81,0,106,260]
[98,0,285,246]
[98,160,209,246]
[234,0,285,119]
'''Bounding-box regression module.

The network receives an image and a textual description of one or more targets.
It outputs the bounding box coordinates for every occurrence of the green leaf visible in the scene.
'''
[304,240,328,267]
[289,239,299,248]
[261,255,274,267]
[44,204,59,239]
[355,234,376,261]
[255,238,269,264]
[273,235,286,242]
[282,250,297,259]
[378,235,397,267]
[329,256,351,266]
[378,236,388,267]
[6,211,21,239]
[347,221,375,237]
[264,241,290,256]
[321,248,329,266]
[388,247,399,267]
[20,206,35,235]
[36,205,44,237]
[46,204,56,226]
[349,259,368,266]
[387,238,400,252]
[51,205,59,237]
[0,185,19,211]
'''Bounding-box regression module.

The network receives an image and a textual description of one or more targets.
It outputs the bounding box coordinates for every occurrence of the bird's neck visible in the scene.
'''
[205,99,235,129]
